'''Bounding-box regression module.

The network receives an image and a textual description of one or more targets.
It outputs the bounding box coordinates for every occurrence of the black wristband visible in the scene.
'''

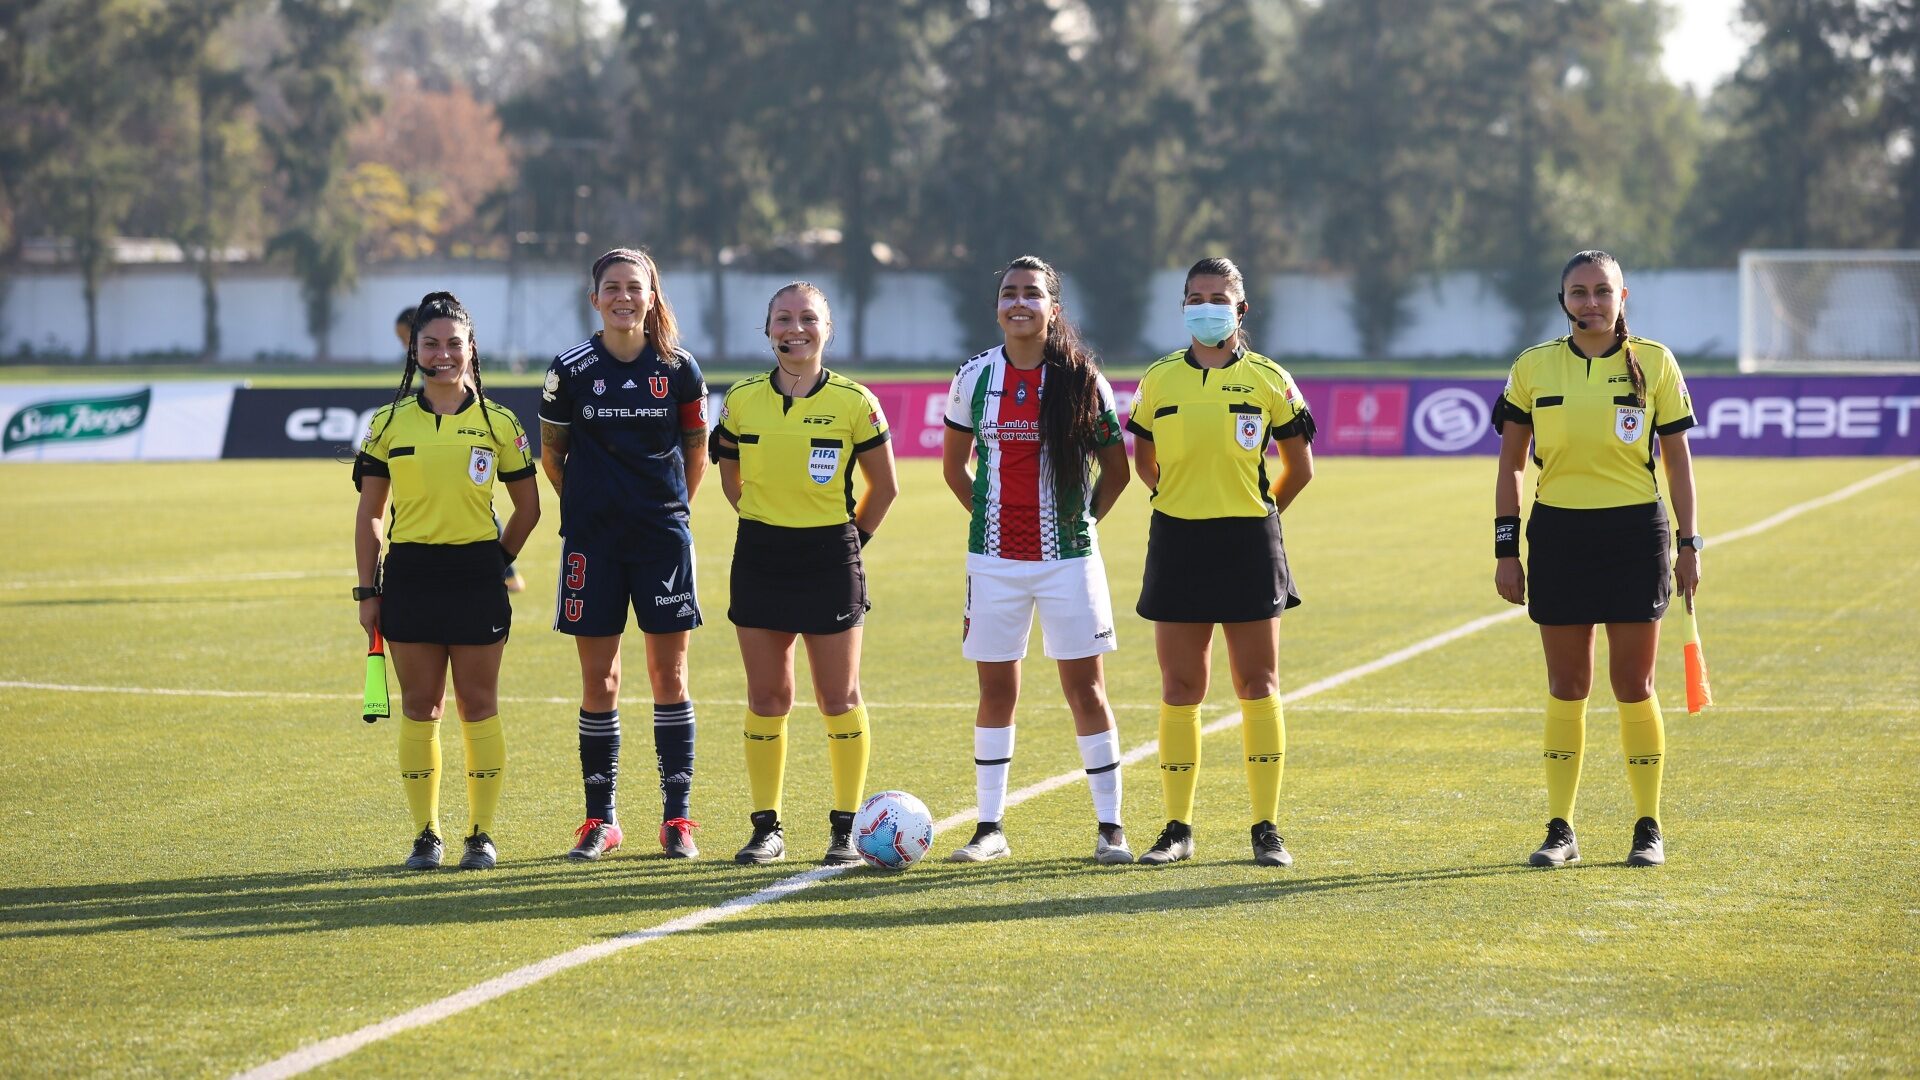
[1494,515,1521,559]
[857,528,874,548]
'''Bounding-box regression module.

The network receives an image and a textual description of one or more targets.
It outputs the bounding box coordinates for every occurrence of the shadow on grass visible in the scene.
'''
[0,852,1543,943]
[676,858,1541,938]
[0,857,808,941]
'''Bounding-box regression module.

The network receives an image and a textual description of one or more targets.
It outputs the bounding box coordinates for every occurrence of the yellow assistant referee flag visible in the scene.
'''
[364,629,391,724]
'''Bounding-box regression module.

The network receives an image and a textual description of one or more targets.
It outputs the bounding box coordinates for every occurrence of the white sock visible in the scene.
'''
[1077,727,1123,826]
[974,725,1015,825]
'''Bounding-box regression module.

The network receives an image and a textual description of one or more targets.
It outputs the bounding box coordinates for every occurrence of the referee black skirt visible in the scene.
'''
[1137,510,1300,624]
[380,541,512,646]
[728,519,868,635]
[1526,502,1671,626]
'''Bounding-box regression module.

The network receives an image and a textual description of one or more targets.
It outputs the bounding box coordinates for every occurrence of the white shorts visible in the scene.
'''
[963,552,1118,662]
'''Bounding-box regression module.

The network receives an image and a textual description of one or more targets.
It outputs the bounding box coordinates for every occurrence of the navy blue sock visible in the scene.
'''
[654,700,695,820]
[579,708,620,822]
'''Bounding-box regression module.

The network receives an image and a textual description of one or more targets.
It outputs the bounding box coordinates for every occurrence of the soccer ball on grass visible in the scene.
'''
[852,790,933,870]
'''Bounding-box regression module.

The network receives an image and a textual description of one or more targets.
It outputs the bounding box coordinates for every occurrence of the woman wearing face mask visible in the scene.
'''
[940,255,1134,865]
[1125,257,1315,868]
[353,291,541,871]
[1492,249,1700,869]
[710,282,899,866]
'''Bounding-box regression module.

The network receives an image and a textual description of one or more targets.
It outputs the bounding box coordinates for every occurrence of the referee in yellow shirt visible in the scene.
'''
[354,292,540,871]
[1493,250,1701,869]
[710,282,899,866]
[1126,257,1315,868]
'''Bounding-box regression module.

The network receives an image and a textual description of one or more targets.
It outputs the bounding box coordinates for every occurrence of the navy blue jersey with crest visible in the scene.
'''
[539,334,708,544]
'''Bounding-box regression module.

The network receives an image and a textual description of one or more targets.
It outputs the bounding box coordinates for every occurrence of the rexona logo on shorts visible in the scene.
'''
[3,388,151,452]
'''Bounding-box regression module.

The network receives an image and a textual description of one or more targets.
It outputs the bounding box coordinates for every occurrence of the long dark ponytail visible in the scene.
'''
[999,255,1105,504]
[1561,250,1644,405]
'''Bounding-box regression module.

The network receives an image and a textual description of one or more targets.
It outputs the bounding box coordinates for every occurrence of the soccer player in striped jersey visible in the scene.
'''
[940,255,1134,864]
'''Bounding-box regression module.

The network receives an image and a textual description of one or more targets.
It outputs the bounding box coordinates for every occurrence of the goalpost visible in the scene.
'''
[1738,250,1920,373]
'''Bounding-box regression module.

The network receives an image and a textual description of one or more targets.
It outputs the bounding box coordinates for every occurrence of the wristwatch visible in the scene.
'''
[352,586,382,601]
[1677,535,1705,553]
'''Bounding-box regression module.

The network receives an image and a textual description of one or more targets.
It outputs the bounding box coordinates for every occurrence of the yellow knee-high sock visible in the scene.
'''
[1240,695,1285,826]
[461,715,505,837]
[1158,702,1203,824]
[1619,696,1665,821]
[822,705,871,815]
[743,710,789,816]
[398,718,441,835]
[1544,695,1587,822]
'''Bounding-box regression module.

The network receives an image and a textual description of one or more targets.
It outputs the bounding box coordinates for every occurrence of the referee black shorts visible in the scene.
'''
[728,519,868,635]
[1137,510,1300,624]
[381,541,512,646]
[1526,502,1671,625]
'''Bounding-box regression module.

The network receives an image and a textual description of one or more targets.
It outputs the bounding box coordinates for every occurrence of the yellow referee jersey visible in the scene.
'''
[1125,348,1314,519]
[1497,336,1694,509]
[714,369,889,527]
[355,391,536,544]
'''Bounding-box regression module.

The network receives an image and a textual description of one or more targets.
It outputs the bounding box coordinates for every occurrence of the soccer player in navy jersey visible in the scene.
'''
[538,248,710,860]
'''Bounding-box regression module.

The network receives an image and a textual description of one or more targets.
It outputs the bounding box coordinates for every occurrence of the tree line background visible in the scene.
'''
[1,0,1914,362]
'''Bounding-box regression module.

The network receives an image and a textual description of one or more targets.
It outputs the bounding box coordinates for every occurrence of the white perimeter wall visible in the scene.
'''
[0,262,1739,364]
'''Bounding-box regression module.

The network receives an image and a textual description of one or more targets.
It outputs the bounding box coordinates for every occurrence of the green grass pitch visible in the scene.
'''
[1,456,1915,1076]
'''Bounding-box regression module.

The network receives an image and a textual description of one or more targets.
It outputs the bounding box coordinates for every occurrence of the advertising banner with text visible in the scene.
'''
[9,374,1908,461]
[865,376,1920,458]
[0,382,237,462]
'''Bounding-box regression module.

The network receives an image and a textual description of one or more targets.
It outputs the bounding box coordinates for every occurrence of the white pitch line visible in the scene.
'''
[226,458,1915,1077]
[0,569,352,591]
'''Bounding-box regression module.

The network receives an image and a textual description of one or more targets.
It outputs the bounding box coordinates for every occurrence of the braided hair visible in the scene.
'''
[378,290,493,439]
[1561,250,1644,405]
[998,255,1106,505]
[591,247,684,366]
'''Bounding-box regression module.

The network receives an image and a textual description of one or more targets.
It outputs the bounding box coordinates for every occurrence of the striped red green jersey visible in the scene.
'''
[943,347,1123,561]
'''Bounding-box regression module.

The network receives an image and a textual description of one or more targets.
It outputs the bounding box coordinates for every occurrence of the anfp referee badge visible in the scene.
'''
[469,447,495,485]
[1235,413,1262,450]
[1615,406,1645,445]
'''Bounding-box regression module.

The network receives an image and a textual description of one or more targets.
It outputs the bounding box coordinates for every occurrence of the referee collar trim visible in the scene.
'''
[769,366,831,400]
[1565,336,1624,360]
[414,389,476,415]
[1182,345,1247,370]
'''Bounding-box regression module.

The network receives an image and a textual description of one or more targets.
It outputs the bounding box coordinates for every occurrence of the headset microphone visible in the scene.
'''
[777,344,790,353]
[1557,292,1588,330]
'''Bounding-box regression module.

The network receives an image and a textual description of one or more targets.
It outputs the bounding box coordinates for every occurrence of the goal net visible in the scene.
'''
[1739,250,1920,373]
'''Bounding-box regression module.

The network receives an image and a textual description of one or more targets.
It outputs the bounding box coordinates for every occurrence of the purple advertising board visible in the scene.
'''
[1295,376,1920,457]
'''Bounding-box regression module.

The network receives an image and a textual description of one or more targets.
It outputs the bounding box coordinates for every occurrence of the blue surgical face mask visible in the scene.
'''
[1184,302,1239,347]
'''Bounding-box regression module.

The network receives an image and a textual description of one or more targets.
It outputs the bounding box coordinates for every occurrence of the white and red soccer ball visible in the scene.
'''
[852,790,933,870]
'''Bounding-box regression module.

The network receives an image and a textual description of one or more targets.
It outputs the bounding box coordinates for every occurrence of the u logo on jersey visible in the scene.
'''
[648,376,669,398]
[592,379,606,396]
[1615,406,1645,444]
